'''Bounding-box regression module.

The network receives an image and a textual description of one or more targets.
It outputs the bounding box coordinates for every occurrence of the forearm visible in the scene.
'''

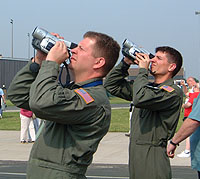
[2,95,6,103]
[182,102,192,108]
[132,68,149,95]
[29,61,61,119]
[171,118,200,144]
[182,85,188,95]
[104,60,133,101]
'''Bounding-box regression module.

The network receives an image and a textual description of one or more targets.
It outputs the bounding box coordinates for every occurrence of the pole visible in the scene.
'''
[10,19,13,58]
[195,11,200,77]
[28,33,30,58]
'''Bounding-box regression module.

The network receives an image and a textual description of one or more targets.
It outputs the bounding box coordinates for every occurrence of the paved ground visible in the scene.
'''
[0,162,197,179]
[0,106,197,178]
[0,131,191,166]
[0,131,197,179]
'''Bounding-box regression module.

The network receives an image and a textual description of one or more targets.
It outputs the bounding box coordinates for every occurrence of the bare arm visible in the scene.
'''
[180,80,188,95]
[2,95,6,104]
[167,118,200,158]
[182,102,192,108]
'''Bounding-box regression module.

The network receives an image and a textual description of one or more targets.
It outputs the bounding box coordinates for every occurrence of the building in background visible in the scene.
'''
[128,67,185,81]
[0,58,29,91]
[0,58,185,94]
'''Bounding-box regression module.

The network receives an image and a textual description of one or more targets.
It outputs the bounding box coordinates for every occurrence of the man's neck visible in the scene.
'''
[74,75,101,84]
[154,75,172,84]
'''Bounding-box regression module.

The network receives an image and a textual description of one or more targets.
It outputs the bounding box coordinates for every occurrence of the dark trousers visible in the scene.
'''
[198,171,200,179]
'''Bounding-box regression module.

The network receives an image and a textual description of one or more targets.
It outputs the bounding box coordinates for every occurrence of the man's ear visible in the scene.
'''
[93,57,105,69]
[168,63,176,72]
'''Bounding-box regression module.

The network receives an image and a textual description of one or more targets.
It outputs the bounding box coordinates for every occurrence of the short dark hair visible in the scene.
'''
[155,46,183,77]
[83,31,120,76]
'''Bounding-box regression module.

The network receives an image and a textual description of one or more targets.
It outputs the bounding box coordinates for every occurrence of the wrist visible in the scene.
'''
[170,140,179,147]
[123,57,133,66]
[32,56,42,66]
[30,58,40,73]
[122,58,130,67]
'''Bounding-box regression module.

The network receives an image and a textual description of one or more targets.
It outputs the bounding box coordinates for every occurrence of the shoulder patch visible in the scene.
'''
[160,85,174,92]
[74,88,94,104]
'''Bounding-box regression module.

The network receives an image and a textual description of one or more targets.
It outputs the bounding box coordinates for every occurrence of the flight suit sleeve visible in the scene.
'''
[7,60,38,110]
[28,61,100,124]
[132,68,182,111]
[104,60,133,101]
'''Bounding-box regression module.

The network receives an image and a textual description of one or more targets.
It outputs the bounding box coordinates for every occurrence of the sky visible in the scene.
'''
[0,0,200,79]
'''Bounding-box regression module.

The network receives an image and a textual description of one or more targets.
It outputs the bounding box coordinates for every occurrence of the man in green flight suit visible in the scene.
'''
[7,31,120,178]
[104,46,183,179]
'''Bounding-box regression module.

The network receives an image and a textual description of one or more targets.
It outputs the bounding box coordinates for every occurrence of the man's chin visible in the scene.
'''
[150,70,156,75]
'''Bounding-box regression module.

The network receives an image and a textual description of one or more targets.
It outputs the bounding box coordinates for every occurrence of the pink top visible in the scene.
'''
[20,108,33,118]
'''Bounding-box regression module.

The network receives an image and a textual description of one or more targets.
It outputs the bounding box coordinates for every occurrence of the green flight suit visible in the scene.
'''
[8,60,111,179]
[104,61,183,179]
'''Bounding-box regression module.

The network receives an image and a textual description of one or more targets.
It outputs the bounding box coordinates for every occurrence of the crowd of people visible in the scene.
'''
[2,29,199,179]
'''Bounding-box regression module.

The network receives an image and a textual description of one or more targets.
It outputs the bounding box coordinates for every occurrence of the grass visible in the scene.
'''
[109,108,183,133]
[1,98,184,132]
[0,112,20,130]
[109,97,184,132]
[110,108,130,132]
[6,100,15,106]
[109,96,130,104]
[0,107,184,133]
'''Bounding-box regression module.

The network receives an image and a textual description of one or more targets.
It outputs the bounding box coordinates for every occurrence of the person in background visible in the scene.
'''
[20,108,36,143]
[0,87,6,119]
[104,46,183,179]
[32,114,41,134]
[181,77,197,96]
[125,101,134,137]
[177,77,197,157]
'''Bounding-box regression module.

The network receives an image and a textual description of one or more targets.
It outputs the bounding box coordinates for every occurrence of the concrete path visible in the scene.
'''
[0,131,191,167]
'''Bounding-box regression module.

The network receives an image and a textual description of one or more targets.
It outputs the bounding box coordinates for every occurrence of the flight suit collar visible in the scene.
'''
[158,78,174,87]
[149,78,174,87]
[69,78,103,89]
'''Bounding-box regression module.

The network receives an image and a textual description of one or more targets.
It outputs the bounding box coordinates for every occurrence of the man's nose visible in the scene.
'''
[150,58,155,62]
[71,47,77,54]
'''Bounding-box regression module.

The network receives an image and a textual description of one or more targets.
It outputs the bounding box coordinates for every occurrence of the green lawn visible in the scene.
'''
[0,108,184,132]
[109,96,130,104]
[5,99,15,106]
[0,112,20,130]
[110,108,130,132]
[110,108,183,132]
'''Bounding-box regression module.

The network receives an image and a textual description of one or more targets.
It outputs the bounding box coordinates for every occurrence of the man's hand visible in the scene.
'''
[32,32,69,65]
[32,50,47,66]
[135,53,150,69]
[180,80,186,86]
[167,143,176,158]
[46,41,69,65]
